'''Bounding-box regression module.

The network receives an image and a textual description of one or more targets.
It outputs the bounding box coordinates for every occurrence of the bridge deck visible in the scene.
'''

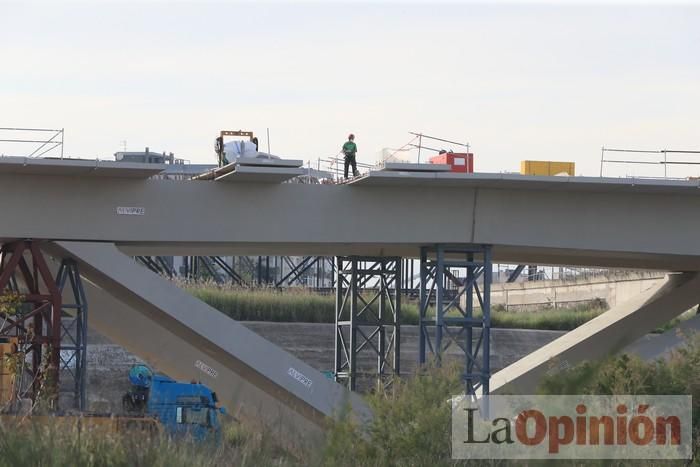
[1,165,699,269]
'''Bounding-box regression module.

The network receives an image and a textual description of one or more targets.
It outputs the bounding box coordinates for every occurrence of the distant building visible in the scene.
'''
[114,147,216,180]
[114,147,176,165]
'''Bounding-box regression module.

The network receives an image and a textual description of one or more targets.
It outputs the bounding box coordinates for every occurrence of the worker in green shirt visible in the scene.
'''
[342,134,359,179]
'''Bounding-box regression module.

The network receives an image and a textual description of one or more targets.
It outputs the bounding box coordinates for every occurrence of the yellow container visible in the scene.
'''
[520,160,575,176]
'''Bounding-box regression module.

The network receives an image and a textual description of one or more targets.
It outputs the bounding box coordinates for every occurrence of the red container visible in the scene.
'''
[429,152,474,173]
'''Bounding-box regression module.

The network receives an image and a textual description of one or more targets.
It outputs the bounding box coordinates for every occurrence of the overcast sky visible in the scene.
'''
[1,1,698,177]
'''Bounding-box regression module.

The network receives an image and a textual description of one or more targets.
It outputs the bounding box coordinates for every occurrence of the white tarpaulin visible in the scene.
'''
[223,140,258,160]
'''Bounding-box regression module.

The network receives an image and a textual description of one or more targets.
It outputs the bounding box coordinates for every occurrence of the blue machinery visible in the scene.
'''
[124,364,223,441]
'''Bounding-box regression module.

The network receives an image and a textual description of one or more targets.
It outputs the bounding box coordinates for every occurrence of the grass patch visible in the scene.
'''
[183,283,608,331]
[186,285,339,323]
[0,415,304,467]
[0,421,256,467]
[489,306,605,331]
[538,336,700,464]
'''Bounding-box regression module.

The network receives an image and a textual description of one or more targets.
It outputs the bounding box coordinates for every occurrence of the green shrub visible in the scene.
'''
[321,363,464,467]
[537,335,700,465]
[321,337,700,467]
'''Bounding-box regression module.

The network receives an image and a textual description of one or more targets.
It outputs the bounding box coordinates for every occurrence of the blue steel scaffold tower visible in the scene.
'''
[334,256,401,391]
[55,258,89,411]
[418,244,492,396]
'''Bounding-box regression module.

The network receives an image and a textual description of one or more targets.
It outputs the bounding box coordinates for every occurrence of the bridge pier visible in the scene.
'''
[334,256,401,391]
[419,244,492,396]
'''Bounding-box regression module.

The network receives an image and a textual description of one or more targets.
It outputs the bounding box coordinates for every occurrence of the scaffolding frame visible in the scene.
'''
[419,244,492,396]
[55,258,88,410]
[334,256,401,391]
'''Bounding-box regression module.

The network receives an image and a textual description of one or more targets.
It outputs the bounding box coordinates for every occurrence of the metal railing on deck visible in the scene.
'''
[0,127,64,158]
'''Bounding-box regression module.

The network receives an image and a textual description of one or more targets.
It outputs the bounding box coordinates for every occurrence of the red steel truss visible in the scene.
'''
[0,241,61,408]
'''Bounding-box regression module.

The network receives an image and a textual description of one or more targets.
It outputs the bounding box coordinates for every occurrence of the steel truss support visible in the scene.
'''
[177,256,245,285]
[277,256,315,287]
[135,256,174,278]
[419,245,492,396]
[257,256,271,285]
[334,256,401,391]
[209,256,245,286]
[0,241,62,409]
[401,258,418,298]
[276,256,333,288]
[184,256,216,282]
[208,255,268,286]
[55,259,88,410]
[507,264,526,283]
[139,255,338,289]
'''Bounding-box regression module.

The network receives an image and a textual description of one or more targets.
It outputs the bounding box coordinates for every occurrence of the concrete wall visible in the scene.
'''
[488,272,666,311]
